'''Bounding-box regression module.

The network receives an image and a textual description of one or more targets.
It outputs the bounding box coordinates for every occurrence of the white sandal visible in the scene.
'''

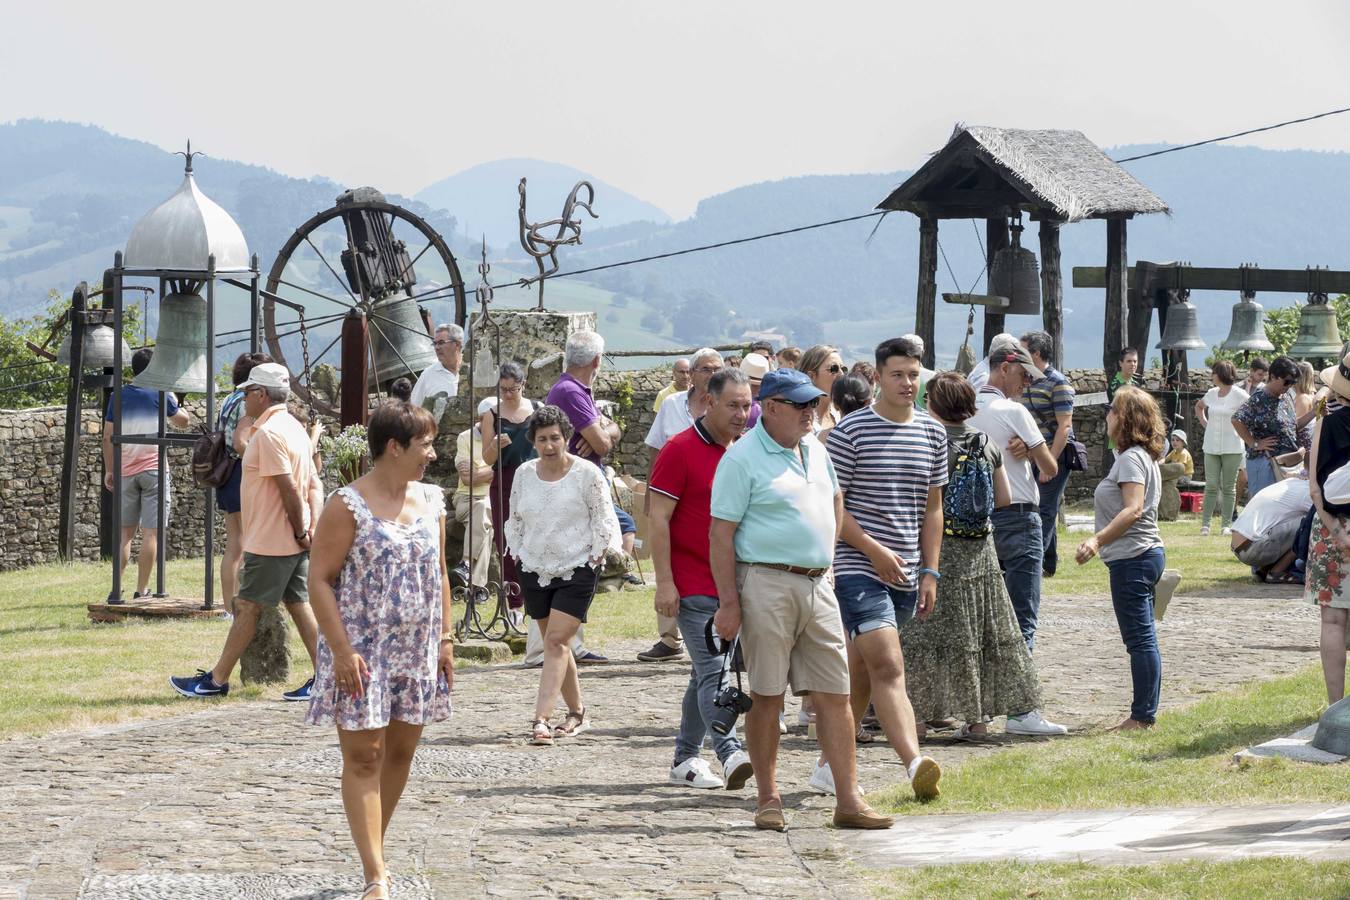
[361,878,389,899]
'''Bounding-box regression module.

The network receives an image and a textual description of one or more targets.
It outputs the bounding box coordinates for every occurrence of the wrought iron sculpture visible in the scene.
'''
[516,177,598,309]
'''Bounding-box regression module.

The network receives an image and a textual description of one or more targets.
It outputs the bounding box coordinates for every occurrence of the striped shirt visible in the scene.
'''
[1021,364,1075,443]
[825,407,948,588]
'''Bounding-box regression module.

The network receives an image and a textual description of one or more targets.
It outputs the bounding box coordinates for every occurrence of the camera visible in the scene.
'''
[711,684,753,736]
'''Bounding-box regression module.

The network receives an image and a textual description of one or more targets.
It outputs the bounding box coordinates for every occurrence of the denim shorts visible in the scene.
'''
[833,573,917,639]
[614,505,637,535]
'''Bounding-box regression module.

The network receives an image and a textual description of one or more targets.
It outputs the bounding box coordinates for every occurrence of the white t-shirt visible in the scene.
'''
[1201,385,1250,455]
[410,361,460,409]
[645,389,696,450]
[968,358,991,389]
[1232,477,1311,541]
[969,385,1045,505]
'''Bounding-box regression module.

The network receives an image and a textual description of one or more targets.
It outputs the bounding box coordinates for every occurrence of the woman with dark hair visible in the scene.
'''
[218,351,273,614]
[480,361,536,610]
[306,399,453,900]
[820,374,872,443]
[1076,385,1168,730]
[1194,360,1248,536]
[901,372,1042,736]
[388,377,414,403]
[504,404,619,745]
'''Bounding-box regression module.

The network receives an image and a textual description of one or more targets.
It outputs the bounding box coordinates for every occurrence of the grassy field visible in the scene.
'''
[872,663,1347,817]
[869,858,1350,899]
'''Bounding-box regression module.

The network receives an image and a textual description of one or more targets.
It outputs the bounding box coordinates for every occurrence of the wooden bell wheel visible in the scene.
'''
[262,192,467,416]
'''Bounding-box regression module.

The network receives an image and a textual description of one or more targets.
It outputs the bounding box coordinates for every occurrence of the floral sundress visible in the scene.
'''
[307,482,453,730]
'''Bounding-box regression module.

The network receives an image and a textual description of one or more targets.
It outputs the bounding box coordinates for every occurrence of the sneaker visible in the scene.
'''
[1006,710,1069,736]
[1154,569,1182,622]
[670,757,723,789]
[722,750,754,790]
[1199,525,1210,536]
[908,755,942,800]
[622,573,644,586]
[450,561,470,588]
[636,642,683,662]
[282,676,314,702]
[577,651,609,665]
[132,591,148,600]
[106,590,124,606]
[1221,527,1233,537]
[170,669,228,699]
[778,713,788,735]
[797,708,815,727]
[808,759,835,795]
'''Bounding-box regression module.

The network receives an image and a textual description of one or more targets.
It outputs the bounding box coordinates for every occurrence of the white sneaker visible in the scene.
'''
[797,708,813,727]
[1154,568,1182,622]
[669,757,723,789]
[808,759,835,795]
[1006,710,1069,736]
[1199,525,1210,536]
[722,749,754,791]
[778,713,788,735]
[1221,527,1233,537]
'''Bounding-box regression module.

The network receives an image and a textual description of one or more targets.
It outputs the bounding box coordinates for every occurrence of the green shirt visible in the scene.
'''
[710,420,838,569]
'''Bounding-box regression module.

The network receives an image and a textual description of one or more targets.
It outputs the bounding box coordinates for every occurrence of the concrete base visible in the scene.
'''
[1236,724,1348,765]
[454,640,513,663]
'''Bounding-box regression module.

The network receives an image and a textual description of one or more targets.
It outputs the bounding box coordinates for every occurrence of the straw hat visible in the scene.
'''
[1321,352,1350,402]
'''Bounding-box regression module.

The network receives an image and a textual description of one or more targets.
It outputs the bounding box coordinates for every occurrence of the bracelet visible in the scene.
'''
[439,632,456,643]
[917,567,941,581]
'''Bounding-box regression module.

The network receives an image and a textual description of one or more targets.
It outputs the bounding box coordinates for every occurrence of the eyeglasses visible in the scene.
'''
[694,366,720,375]
[772,397,817,411]
[499,384,521,395]
[243,386,263,396]
[825,364,845,375]
[433,339,461,348]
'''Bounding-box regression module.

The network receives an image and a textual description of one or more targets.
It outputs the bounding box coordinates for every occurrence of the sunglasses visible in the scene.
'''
[772,397,817,411]
[825,364,845,375]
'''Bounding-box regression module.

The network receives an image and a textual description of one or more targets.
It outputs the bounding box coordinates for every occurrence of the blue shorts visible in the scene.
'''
[833,573,917,640]
[216,460,243,514]
[614,505,637,535]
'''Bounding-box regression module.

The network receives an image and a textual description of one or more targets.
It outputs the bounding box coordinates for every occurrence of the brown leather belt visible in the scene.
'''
[751,562,829,578]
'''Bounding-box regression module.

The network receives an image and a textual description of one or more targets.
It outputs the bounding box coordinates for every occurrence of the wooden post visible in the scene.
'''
[340,311,370,427]
[1104,217,1128,375]
[915,217,938,370]
[1038,219,1064,367]
[983,217,1010,354]
[57,282,88,562]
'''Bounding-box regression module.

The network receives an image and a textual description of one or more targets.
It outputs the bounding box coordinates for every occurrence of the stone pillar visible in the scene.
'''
[468,309,599,403]
[240,604,291,683]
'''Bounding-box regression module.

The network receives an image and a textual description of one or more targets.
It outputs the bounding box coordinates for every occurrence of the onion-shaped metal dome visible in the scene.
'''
[123,148,249,272]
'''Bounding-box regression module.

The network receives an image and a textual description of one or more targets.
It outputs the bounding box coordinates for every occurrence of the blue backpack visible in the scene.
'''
[944,432,995,538]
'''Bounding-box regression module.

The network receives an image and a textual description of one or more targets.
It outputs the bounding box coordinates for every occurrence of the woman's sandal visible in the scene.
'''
[361,878,389,900]
[554,707,589,738]
[855,726,874,744]
[530,719,554,745]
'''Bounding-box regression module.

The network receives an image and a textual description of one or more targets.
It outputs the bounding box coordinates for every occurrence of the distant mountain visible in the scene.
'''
[415,158,670,252]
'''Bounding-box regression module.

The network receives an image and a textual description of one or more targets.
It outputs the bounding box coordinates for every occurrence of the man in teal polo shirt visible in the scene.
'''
[709,368,892,833]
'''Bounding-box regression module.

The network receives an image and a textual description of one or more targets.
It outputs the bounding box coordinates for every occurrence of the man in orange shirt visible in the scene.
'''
[172,363,323,700]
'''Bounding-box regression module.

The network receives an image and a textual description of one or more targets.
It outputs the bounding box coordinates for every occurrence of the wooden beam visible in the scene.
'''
[1104,218,1128,375]
[915,217,938,369]
[1073,265,1350,294]
[1126,262,1157,365]
[1038,220,1064,367]
[983,217,1010,354]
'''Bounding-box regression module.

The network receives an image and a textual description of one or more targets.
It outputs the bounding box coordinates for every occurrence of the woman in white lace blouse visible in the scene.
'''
[504,404,620,744]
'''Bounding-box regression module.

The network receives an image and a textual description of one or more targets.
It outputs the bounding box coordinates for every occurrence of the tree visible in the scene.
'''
[784,313,824,347]
[671,290,730,344]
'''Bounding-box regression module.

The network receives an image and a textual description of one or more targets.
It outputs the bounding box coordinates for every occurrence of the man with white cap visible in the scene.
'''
[968,333,1020,389]
[172,363,323,701]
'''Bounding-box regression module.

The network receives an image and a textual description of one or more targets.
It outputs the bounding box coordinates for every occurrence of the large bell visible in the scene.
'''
[1287,296,1344,361]
[56,324,131,369]
[367,293,437,386]
[989,221,1041,316]
[1220,293,1275,352]
[134,291,209,393]
[1156,296,1207,351]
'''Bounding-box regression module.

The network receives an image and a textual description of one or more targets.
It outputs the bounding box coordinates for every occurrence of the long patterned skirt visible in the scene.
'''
[1306,519,1350,610]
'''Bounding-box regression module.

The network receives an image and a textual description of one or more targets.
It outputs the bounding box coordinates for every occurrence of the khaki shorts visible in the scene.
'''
[238,551,309,606]
[735,563,849,697]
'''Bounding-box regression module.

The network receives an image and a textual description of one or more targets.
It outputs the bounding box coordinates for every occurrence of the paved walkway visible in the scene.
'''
[0,587,1323,898]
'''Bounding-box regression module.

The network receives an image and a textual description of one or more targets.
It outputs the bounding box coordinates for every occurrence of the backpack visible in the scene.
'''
[191,392,245,488]
[944,432,995,538]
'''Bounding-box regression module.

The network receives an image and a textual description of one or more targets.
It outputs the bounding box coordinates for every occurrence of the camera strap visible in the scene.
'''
[704,617,744,694]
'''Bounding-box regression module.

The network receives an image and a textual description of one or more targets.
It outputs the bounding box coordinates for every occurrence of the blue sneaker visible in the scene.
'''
[171,669,228,698]
[282,676,314,702]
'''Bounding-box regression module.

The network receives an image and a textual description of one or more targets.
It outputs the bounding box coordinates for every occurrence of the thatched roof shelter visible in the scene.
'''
[878,125,1169,223]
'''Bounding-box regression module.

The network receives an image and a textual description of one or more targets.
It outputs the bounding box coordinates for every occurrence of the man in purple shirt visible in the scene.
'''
[547,330,623,467]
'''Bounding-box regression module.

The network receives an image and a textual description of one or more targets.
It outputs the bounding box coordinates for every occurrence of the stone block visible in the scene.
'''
[1313,696,1350,757]
[240,604,291,684]
[454,640,512,663]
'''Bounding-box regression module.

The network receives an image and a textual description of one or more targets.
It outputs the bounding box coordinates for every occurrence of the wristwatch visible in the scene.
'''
[917,567,941,581]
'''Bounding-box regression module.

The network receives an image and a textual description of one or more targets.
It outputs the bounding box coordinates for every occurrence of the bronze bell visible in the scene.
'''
[1287,293,1344,361]
[1156,294,1206,351]
[134,291,209,393]
[1220,292,1275,352]
[989,220,1041,316]
[56,324,132,369]
[367,293,437,386]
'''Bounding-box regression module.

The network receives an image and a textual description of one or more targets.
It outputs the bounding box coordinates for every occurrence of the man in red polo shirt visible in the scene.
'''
[649,367,755,790]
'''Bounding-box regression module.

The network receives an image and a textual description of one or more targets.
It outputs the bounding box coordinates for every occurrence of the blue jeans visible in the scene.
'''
[1245,455,1276,501]
[673,594,744,765]
[991,505,1043,651]
[833,573,918,640]
[1106,546,1165,724]
[1034,457,1071,577]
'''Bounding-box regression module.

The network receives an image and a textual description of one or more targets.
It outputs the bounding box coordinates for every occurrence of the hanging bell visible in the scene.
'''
[1219,293,1275,352]
[1156,294,1206,351]
[56,324,132,369]
[134,291,209,392]
[367,293,437,386]
[1287,294,1344,361]
[989,220,1041,316]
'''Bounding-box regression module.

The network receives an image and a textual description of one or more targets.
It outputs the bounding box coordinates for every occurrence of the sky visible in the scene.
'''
[4,0,1350,219]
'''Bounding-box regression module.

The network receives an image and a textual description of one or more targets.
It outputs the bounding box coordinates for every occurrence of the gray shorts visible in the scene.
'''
[238,551,309,606]
[1234,516,1304,569]
[121,471,169,530]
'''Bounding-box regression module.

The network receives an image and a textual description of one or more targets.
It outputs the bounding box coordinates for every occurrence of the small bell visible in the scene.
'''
[989,219,1041,316]
[134,291,209,392]
[1287,293,1343,361]
[1219,292,1275,352]
[56,324,132,369]
[1156,292,1206,351]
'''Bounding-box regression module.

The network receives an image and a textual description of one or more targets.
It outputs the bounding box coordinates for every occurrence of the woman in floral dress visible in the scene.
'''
[1307,353,1350,704]
[307,399,454,900]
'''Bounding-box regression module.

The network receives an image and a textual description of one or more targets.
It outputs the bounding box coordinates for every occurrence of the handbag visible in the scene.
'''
[1063,439,1089,472]
[191,425,236,488]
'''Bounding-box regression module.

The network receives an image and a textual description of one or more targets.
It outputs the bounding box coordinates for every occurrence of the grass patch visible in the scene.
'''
[1044,515,1256,598]
[586,585,658,644]
[873,664,1347,817]
[869,858,1350,899]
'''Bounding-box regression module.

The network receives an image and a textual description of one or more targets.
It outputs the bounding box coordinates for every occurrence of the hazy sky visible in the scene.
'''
[5,0,1350,218]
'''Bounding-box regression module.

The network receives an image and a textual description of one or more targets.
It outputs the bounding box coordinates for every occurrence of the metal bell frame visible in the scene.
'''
[989,214,1042,315]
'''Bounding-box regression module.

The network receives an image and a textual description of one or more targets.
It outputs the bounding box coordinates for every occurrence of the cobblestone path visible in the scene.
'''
[0,587,1319,899]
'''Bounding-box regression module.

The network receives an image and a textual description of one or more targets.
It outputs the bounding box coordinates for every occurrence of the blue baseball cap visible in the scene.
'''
[758,368,826,404]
